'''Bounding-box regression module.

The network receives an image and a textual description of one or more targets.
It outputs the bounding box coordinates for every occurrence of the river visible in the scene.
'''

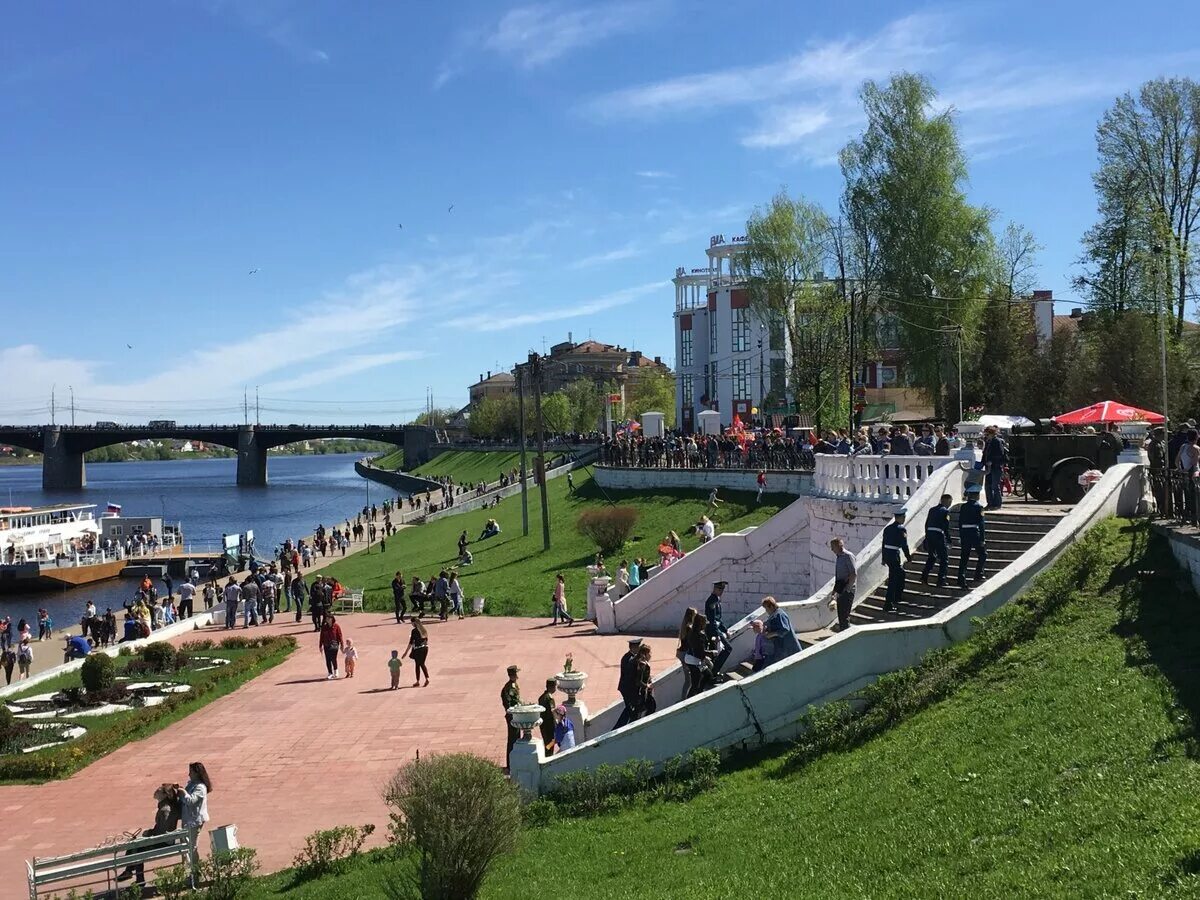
[0,454,385,630]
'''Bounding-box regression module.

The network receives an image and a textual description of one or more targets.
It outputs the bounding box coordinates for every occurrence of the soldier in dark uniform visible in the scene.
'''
[537,678,558,753]
[500,664,521,770]
[881,510,911,612]
[921,494,953,587]
[982,425,1008,510]
[957,484,988,588]
[703,581,732,675]
[613,638,643,729]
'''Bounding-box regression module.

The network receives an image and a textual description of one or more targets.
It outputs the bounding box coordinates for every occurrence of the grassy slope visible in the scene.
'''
[411,449,525,483]
[241,519,1200,898]
[320,469,787,618]
[371,449,404,471]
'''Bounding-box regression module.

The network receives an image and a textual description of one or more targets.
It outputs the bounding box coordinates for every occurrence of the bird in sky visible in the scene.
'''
[248,268,259,275]
[126,343,133,349]
[397,223,403,229]
[447,204,454,213]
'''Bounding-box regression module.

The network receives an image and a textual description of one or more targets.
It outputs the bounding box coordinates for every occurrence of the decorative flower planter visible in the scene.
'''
[506,704,545,741]
[555,671,587,705]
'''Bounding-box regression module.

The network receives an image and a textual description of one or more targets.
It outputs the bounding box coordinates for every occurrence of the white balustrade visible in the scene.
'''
[813,454,957,501]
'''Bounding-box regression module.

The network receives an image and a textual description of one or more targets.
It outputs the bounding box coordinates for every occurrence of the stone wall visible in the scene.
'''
[806,496,901,592]
[1155,524,1200,595]
[595,466,812,496]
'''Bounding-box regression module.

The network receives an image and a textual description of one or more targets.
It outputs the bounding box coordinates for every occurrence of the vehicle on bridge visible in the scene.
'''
[95,420,119,428]
[148,419,177,428]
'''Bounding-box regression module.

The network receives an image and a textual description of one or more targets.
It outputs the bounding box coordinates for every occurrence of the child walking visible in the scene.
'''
[388,650,402,689]
[343,638,358,678]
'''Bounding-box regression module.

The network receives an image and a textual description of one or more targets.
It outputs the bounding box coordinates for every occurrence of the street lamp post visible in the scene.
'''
[938,324,964,425]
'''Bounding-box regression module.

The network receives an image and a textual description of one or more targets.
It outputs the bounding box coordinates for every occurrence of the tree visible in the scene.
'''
[1073,163,1158,315]
[840,73,995,419]
[1096,78,1200,335]
[625,369,676,427]
[411,408,458,428]
[540,392,573,435]
[469,396,503,439]
[737,189,846,432]
[562,378,604,434]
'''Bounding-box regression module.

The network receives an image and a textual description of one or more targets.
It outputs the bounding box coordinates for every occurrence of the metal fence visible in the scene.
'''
[1148,468,1200,526]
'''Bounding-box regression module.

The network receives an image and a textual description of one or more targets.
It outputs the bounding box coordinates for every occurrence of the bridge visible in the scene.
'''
[0,424,408,489]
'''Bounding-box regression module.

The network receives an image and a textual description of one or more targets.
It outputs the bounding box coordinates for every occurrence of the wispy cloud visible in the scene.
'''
[259,351,425,393]
[447,281,666,331]
[206,0,329,64]
[569,242,640,269]
[635,170,673,179]
[436,1,664,87]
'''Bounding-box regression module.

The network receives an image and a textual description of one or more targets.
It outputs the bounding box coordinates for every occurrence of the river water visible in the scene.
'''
[0,454,384,630]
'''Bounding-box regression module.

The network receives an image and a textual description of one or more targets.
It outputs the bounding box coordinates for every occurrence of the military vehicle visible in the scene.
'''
[1006,419,1122,503]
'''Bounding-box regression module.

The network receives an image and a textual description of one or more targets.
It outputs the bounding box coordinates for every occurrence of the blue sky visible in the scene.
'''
[3,0,1197,424]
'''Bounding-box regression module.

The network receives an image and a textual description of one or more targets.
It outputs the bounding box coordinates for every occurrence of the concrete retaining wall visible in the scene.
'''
[514,463,1149,794]
[1155,524,1200,595]
[354,461,442,496]
[595,466,813,496]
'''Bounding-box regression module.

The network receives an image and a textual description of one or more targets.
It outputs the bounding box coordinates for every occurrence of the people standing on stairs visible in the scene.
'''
[831,538,857,631]
[501,665,522,771]
[553,704,576,752]
[704,581,732,676]
[881,510,912,613]
[983,425,1009,510]
[613,637,644,728]
[761,597,801,661]
[682,615,711,699]
[957,484,988,588]
[636,644,655,715]
[676,607,697,702]
[538,678,558,753]
[750,620,769,672]
[921,495,953,588]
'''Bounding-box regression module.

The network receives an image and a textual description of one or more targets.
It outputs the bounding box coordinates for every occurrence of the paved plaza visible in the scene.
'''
[0,615,677,887]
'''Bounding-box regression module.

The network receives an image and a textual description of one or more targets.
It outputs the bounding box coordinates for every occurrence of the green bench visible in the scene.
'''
[27,827,197,899]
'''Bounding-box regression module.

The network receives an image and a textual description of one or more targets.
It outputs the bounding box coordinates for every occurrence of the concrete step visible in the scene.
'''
[796,627,837,647]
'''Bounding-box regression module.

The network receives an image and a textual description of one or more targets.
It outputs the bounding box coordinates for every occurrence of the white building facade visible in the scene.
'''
[673,234,788,432]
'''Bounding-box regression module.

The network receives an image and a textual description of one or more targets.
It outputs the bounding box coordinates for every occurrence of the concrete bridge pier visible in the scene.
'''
[42,427,86,490]
[236,426,268,486]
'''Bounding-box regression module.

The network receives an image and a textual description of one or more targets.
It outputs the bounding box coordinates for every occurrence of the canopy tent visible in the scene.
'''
[1053,400,1164,425]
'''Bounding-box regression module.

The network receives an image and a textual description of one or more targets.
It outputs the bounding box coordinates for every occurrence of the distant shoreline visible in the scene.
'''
[0,449,381,467]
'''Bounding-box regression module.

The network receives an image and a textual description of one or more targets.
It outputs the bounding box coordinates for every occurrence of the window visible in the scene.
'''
[768,317,785,351]
[709,314,719,354]
[770,358,786,397]
[732,359,750,401]
[681,375,694,409]
[878,365,898,386]
[701,364,710,402]
[732,307,751,352]
[680,327,693,368]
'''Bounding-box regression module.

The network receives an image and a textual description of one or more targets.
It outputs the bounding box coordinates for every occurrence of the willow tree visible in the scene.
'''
[736,190,846,433]
[840,73,993,420]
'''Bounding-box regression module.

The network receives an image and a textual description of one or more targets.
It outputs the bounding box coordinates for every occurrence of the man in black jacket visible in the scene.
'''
[613,638,643,729]
[921,494,953,587]
[881,510,912,612]
[957,485,988,587]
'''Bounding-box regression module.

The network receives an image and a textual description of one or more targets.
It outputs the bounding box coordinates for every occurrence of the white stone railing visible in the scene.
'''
[812,454,957,500]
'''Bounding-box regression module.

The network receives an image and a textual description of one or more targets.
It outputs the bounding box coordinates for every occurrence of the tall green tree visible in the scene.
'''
[540,392,573,435]
[562,378,605,433]
[1095,78,1200,335]
[625,369,676,427]
[736,189,847,433]
[840,73,994,419]
[1073,163,1158,314]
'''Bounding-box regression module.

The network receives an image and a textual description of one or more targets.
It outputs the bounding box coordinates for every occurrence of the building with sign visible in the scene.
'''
[672,234,1057,428]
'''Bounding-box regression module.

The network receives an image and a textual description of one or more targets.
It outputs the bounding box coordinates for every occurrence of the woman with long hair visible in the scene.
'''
[402,618,430,687]
[676,607,697,701]
[683,613,709,699]
[176,761,212,832]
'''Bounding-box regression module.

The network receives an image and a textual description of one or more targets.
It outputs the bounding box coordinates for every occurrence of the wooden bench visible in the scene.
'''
[28,827,197,899]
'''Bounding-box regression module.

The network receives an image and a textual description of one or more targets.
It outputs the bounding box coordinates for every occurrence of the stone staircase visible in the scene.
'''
[724,505,1067,681]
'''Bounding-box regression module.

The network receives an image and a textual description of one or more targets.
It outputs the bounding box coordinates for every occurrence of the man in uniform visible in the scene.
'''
[982,425,1008,510]
[613,637,644,729]
[881,510,911,613]
[921,494,953,587]
[957,484,988,588]
[704,581,732,675]
[500,664,522,771]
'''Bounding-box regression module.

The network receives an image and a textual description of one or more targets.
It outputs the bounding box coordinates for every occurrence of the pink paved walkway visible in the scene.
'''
[0,615,676,892]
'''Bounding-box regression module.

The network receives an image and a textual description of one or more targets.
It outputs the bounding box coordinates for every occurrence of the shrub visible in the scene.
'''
[154,863,193,900]
[576,507,639,555]
[218,636,250,650]
[200,847,259,900]
[118,645,134,657]
[181,638,215,651]
[292,824,375,880]
[0,704,16,739]
[383,753,521,900]
[81,653,116,694]
[538,750,719,820]
[141,641,177,672]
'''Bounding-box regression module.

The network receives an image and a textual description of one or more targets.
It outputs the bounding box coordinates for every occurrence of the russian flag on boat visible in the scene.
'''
[105,502,122,515]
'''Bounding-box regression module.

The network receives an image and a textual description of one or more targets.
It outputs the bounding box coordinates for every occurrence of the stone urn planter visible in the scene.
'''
[556,671,587,705]
[507,703,545,741]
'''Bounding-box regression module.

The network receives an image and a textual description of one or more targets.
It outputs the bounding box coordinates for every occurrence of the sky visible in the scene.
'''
[2,0,1198,425]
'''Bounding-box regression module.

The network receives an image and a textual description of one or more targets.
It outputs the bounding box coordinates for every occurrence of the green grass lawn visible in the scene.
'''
[371,448,404,470]
[235,518,1200,899]
[320,469,787,618]
[411,449,526,484]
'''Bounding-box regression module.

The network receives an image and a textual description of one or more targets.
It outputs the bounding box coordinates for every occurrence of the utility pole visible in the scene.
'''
[848,288,856,436]
[50,386,56,426]
[516,364,530,536]
[243,389,249,425]
[255,386,260,426]
[70,386,75,426]
[530,351,551,551]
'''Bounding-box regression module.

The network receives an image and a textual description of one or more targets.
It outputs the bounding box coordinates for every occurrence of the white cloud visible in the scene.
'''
[741,106,834,148]
[207,1,330,64]
[635,170,673,179]
[446,281,666,331]
[569,242,640,269]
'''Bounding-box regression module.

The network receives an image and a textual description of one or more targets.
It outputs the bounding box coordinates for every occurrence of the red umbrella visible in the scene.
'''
[1053,400,1164,425]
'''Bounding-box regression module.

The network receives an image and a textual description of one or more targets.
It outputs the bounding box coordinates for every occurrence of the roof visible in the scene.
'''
[470,372,516,387]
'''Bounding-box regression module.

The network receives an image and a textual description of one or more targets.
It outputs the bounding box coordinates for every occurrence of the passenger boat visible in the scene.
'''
[0,503,126,592]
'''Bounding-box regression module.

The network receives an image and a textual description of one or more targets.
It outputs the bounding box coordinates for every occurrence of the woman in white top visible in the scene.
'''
[176,761,212,830]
